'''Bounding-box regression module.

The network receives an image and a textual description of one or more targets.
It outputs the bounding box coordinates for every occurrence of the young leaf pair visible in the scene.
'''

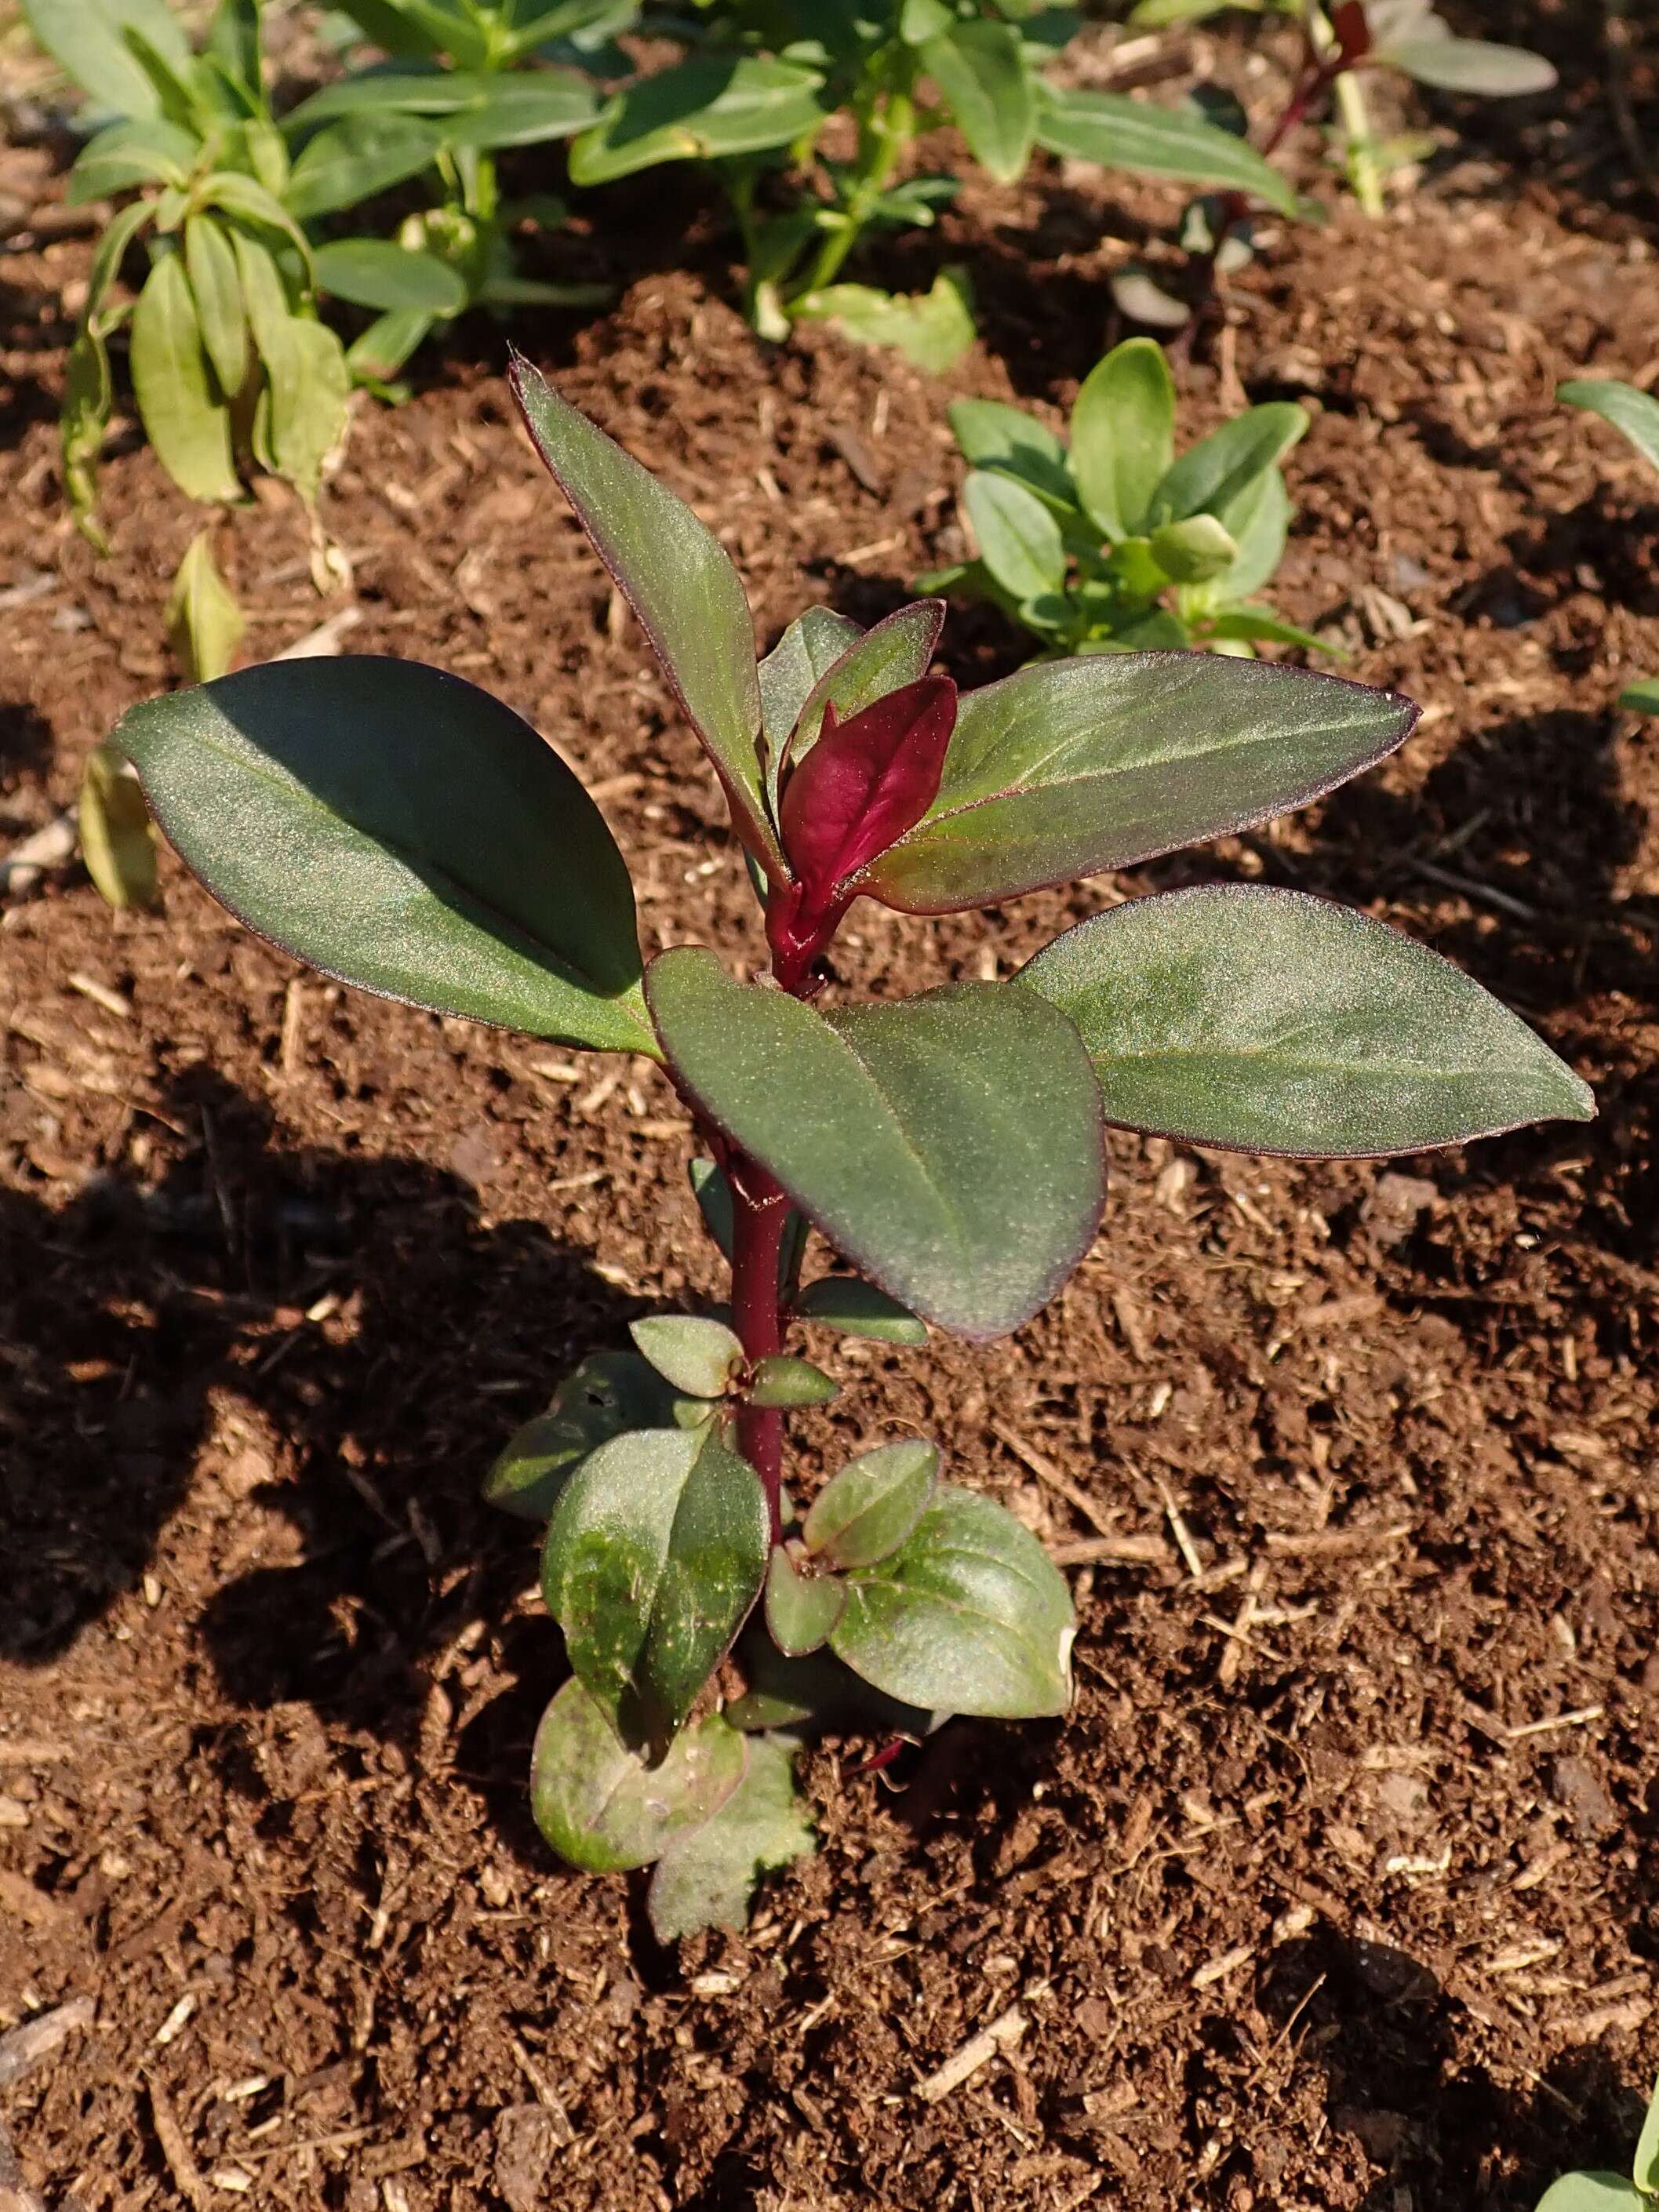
[108,362,1591,1935]
[922,337,1320,658]
[1560,377,1659,719]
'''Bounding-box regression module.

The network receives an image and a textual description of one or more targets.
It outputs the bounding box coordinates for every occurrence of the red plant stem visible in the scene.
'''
[728,1152,791,1541]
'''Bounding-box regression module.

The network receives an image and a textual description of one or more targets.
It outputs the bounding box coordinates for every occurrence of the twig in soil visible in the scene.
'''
[66,973,132,1021]
[1216,1560,1269,1690]
[915,2005,1027,2104]
[145,2076,213,2212]
[1406,856,1541,924]
[1191,1943,1254,1991]
[1505,1704,1603,1741]
[1050,1534,1171,1568]
[509,2041,576,2146]
[0,1999,93,2090]
[989,1419,1116,1537]
[1157,1480,1205,1579]
[271,606,363,661]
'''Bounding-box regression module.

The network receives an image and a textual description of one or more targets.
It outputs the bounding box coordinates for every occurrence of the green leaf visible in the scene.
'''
[543,1422,770,1747]
[268,317,351,504]
[568,55,828,185]
[129,253,242,504]
[792,267,976,374]
[1560,378,1659,479]
[195,172,315,275]
[1070,337,1175,540]
[112,655,656,1053]
[1205,606,1331,655]
[646,949,1106,1341]
[1213,463,1290,601]
[748,1355,838,1410]
[830,1484,1074,1717]
[285,112,446,220]
[165,527,244,684]
[900,0,955,41]
[783,598,944,783]
[483,1351,708,1521]
[531,1678,747,1875]
[510,357,774,872]
[948,397,1076,514]
[205,0,260,95]
[724,1632,937,1735]
[630,1315,743,1398]
[21,0,191,118]
[647,1732,815,1940]
[764,1548,846,1656]
[1633,2074,1659,2197]
[802,1439,937,1570]
[442,71,599,150]
[184,214,247,396]
[966,470,1066,603]
[66,118,199,203]
[1377,37,1556,97]
[345,305,434,384]
[314,237,469,315]
[1534,2182,1643,2212]
[919,20,1035,185]
[84,195,155,333]
[1620,676,1659,716]
[759,606,864,754]
[864,654,1416,915]
[1151,403,1308,525]
[78,743,158,911]
[1034,84,1296,216]
[1150,513,1237,583]
[792,1276,927,1345]
[62,326,114,544]
[1021,882,1595,1156]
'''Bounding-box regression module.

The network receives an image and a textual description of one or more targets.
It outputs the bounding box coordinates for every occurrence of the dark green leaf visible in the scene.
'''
[723,1633,937,1736]
[830,1484,1074,1717]
[1069,337,1175,540]
[748,1355,838,1410]
[646,949,1106,1341]
[1034,85,1296,215]
[531,1679,747,1874]
[21,0,191,118]
[966,470,1067,602]
[1151,404,1307,525]
[630,1315,743,1398]
[647,1733,815,1940]
[1378,36,1556,96]
[568,55,828,185]
[543,1423,770,1746]
[441,71,599,149]
[763,1548,846,1655]
[129,254,242,504]
[792,1276,927,1345]
[510,357,775,872]
[865,654,1417,915]
[802,1439,937,1570]
[113,655,655,1052]
[483,1351,707,1521]
[919,20,1035,185]
[1560,378,1659,478]
[314,237,469,315]
[78,743,158,911]
[948,397,1076,514]
[1021,883,1595,1155]
[285,113,446,220]
[759,606,864,755]
[793,267,976,374]
[184,214,247,395]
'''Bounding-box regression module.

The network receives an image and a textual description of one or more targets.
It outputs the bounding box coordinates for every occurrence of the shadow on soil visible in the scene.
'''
[1257,1925,1654,2210]
[0,1067,633,1758]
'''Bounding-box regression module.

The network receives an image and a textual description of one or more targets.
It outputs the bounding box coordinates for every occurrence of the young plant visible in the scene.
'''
[1560,377,1659,718]
[106,363,1592,1938]
[922,337,1322,657]
[295,0,616,387]
[566,1,1297,363]
[1537,2073,1659,2212]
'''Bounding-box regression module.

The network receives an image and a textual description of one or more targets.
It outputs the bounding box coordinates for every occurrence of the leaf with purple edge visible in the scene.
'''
[780,675,957,908]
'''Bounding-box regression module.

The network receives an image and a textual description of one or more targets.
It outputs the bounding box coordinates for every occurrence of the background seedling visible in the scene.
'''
[107,364,1592,1937]
[1560,376,1659,717]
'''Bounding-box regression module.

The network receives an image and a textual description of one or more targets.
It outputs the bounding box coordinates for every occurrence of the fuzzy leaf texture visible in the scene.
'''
[646,1735,815,1942]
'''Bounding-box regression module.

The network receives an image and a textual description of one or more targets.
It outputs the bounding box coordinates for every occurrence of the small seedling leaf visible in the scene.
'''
[1070,337,1175,540]
[1634,2073,1659,2197]
[21,0,191,118]
[1021,882,1595,1155]
[1533,2181,1643,2212]
[802,1440,938,1570]
[724,1632,937,1737]
[483,1351,704,1522]
[1620,677,1659,716]
[285,113,447,220]
[1150,403,1308,526]
[759,606,865,759]
[165,528,244,686]
[1377,37,1557,97]
[966,471,1067,602]
[785,600,946,772]
[530,1678,747,1874]
[630,1315,744,1398]
[129,255,242,505]
[792,268,976,375]
[748,1356,839,1410]
[792,1277,927,1345]
[1035,85,1297,215]
[948,398,1077,514]
[647,1733,815,1940]
[1560,380,1659,479]
[764,1548,846,1655]
[184,214,249,398]
[569,53,828,184]
[313,238,468,316]
[1149,513,1239,583]
[78,744,158,911]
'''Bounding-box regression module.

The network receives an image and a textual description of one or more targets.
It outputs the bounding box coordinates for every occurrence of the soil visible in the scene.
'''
[3,6,1659,2209]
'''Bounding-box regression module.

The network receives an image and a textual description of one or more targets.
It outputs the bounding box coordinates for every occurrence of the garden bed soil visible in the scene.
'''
[3,9,1659,2208]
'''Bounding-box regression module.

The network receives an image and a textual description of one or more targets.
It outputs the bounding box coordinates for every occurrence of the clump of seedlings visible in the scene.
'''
[110,364,1591,1937]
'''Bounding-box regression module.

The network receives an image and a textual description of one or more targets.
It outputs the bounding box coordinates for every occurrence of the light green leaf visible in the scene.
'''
[1633,2073,1659,2197]
[1034,84,1296,216]
[803,1439,937,1570]
[285,113,446,220]
[865,654,1415,915]
[830,1484,1074,1717]
[1151,403,1308,525]
[948,397,1076,514]
[918,20,1035,184]
[647,1733,815,1940]
[631,1315,744,1398]
[314,237,468,315]
[764,1548,846,1656]
[129,253,242,504]
[646,949,1106,1341]
[1213,464,1290,601]
[84,195,155,333]
[568,55,828,185]
[792,1276,927,1345]
[78,743,158,910]
[759,606,864,754]
[1021,882,1595,1155]
[543,1422,770,1746]
[748,1355,838,1410]
[483,1351,708,1522]
[511,357,773,869]
[1150,513,1237,583]
[1534,2181,1643,2212]
[1621,676,1659,716]
[1070,337,1175,540]
[1560,378,1659,479]
[195,172,315,275]
[531,1679,747,1875]
[184,214,247,396]
[66,117,199,203]
[62,326,115,544]
[966,470,1066,602]
[441,71,599,150]
[21,0,190,118]
[165,527,243,684]
[793,267,976,374]
[205,0,260,94]
[724,1632,937,1735]
[267,317,351,504]
[1378,37,1556,96]
[112,655,655,1053]
[1204,605,1331,655]
[346,306,434,384]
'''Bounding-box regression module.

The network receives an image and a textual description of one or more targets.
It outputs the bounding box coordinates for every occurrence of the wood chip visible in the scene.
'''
[147,2076,213,2212]
[1506,1705,1603,1741]
[915,2006,1027,2103]
[1051,1534,1171,1568]
[67,971,133,1020]
[272,606,363,660]
[0,2119,50,2212]
[1191,1944,1254,1991]
[990,1421,1115,1537]
[0,1999,93,2090]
